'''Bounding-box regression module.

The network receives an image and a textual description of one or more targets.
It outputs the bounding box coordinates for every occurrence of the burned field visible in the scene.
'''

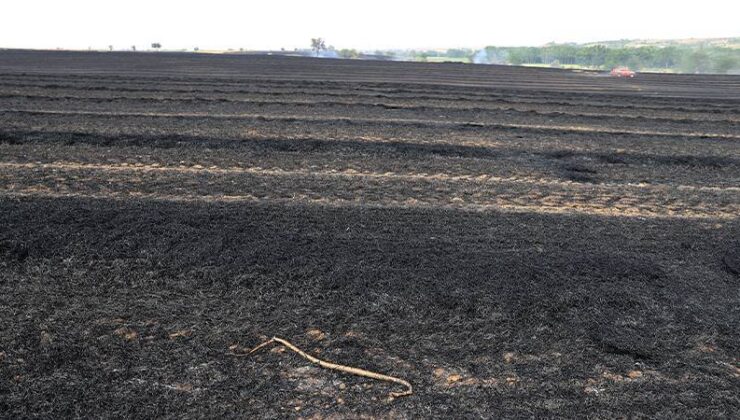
[0,50,739,418]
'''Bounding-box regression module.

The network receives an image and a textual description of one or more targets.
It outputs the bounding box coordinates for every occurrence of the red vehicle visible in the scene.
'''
[610,67,636,78]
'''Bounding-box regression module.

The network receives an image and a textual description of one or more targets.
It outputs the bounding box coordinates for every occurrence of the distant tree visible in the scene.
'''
[681,48,711,73]
[151,43,162,51]
[338,49,359,59]
[655,46,680,69]
[194,47,199,52]
[479,43,738,73]
[484,47,508,65]
[507,49,525,65]
[109,45,113,52]
[713,54,738,74]
[604,48,631,69]
[626,55,643,71]
[131,45,136,52]
[311,38,326,57]
[416,52,429,62]
[446,48,473,59]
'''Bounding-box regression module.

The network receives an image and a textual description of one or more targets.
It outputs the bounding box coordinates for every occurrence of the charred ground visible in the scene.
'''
[0,50,738,418]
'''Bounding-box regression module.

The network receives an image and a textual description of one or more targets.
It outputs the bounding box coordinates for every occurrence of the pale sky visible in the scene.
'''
[1,0,738,51]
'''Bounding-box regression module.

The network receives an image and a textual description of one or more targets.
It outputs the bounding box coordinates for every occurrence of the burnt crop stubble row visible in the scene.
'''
[0,50,739,418]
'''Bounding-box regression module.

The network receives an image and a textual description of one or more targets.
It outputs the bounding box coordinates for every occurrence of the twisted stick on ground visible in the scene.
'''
[237,336,413,398]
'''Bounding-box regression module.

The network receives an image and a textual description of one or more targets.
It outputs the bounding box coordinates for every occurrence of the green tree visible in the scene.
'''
[310,38,326,57]
[604,48,631,69]
[446,48,472,59]
[713,54,739,74]
[681,49,711,73]
[655,46,680,69]
[338,49,359,59]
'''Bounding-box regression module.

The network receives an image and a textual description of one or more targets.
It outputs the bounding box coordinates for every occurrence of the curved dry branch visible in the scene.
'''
[235,336,413,398]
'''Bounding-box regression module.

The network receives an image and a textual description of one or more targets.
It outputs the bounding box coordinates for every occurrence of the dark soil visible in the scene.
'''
[0,50,738,418]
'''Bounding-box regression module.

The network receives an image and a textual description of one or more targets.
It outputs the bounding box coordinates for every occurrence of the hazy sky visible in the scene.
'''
[2,1,738,51]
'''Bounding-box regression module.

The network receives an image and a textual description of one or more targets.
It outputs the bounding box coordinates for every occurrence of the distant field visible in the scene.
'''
[0,50,738,418]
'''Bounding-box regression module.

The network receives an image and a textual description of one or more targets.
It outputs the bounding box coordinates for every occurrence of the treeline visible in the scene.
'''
[322,42,740,74]
[480,45,740,74]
